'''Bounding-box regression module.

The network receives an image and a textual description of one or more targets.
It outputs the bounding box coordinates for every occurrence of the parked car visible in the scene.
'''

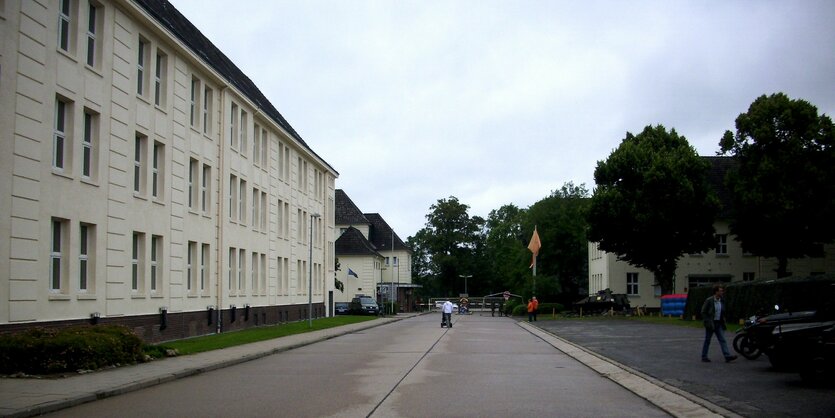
[335,302,349,315]
[350,296,379,315]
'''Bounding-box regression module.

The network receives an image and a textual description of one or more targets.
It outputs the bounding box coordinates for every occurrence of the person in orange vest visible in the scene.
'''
[532,296,539,321]
[527,299,535,322]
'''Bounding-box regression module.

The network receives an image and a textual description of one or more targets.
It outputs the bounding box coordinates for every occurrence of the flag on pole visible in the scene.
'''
[348,268,359,278]
[527,227,541,269]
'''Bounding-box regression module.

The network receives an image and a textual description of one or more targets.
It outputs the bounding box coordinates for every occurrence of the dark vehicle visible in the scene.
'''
[768,319,835,376]
[733,306,817,360]
[350,296,379,315]
[334,302,349,315]
[573,289,630,314]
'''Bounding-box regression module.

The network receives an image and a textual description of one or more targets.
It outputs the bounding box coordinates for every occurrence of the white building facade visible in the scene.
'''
[0,0,337,341]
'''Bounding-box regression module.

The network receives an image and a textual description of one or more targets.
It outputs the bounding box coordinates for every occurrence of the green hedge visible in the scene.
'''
[683,275,835,322]
[0,325,146,375]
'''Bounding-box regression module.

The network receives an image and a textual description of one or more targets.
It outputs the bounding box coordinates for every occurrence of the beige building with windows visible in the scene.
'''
[334,190,415,311]
[588,157,834,309]
[0,0,338,341]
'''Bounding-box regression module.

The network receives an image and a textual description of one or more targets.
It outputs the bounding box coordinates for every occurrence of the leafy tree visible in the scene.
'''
[408,197,484,297]
[719,93,835,277]
[587,125,719,295]
[526,182,590,304]
[483,204,530,295]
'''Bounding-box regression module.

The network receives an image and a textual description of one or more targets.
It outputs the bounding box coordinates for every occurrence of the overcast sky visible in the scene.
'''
[170,0,835,240]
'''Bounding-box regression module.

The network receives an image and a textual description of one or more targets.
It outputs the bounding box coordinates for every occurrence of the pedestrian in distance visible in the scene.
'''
[527,299,535,322]
[441,300,454,328]
[532,296,539,321]
[700,284,738,363]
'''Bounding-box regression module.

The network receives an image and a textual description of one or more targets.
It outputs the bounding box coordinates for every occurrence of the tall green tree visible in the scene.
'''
[526,182,590,304]
[719,93,835,277]
[587,125,719,295]
[408,197,484,297]
[484,204,529,295]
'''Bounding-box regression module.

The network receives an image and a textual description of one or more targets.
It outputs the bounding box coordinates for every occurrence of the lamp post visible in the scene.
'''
[308,213,321,328]
[459,274,472,295]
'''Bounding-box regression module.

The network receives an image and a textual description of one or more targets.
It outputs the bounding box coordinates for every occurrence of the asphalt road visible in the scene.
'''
[533,318,835,418]
[44,314,669,418]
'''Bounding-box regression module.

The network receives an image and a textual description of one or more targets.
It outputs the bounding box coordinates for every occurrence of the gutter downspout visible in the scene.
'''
[215,86,228,334]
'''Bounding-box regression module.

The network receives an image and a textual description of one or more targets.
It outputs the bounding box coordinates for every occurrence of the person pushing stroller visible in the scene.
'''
[441,300,454,328]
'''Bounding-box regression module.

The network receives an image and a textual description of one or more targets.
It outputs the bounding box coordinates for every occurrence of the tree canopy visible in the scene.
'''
[719,93,835,277]
[587,125,719,294]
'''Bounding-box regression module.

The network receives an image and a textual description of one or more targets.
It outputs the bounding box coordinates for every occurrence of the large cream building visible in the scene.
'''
[0,0,338,341]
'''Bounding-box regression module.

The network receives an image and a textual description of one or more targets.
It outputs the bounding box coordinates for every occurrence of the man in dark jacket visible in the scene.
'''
[701,284,738,363]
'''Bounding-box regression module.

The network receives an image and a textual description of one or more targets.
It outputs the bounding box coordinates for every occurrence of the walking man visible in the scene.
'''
[441,300,454,328]
[701,284,738,363]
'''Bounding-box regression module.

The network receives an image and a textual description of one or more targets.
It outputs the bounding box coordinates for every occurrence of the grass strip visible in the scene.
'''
[158,315,378,355]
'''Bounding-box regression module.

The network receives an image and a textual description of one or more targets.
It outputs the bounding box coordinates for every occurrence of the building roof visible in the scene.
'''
[133,0,337,174]
[364,213,411,253]
[335,190,370,225]
[703,156,737,219]
[335,227,381,257]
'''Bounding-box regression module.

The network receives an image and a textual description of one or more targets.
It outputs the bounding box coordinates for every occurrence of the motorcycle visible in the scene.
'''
[733,305,818,360]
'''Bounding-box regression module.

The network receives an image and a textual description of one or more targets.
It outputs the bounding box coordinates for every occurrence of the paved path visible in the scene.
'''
[0,313,711,418]
[5,314,805,417]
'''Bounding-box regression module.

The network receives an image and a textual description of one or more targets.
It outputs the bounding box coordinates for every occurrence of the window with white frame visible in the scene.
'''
[50,218,69,292]
[154,51,167,107]
[203,86,212,135]
[715,234,728,255]
[58,0,75,53]
[228,247,235,292]
[85,2,101,67]
[134,133,147,195]
[152,141,164,200]
[230,103,238,149]
[260,254,266,295]
[132,232,145,293]
[251,188,259,229]
[277,199,284,238]
[187,241,196,292]
[201,164,211,214]
[151,235,161,293]
[238,248,245,292]
[240,110,248,156]
[239,179,246,223]
[54,98,71,172]
[188,159,197,210]
[190,77,199,127]
[626,272,639,295]
[201,243,209,292]
[260,191,267,231]
[229,174,236,220]
[260,128,268,168]
[137,36,149,96]
[253,124,261,166]
[79,223,94,292]
[251,252,258,294]
[82,109,98,180]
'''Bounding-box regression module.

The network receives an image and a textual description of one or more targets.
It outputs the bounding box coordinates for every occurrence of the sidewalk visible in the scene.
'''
[0,315,416,418]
